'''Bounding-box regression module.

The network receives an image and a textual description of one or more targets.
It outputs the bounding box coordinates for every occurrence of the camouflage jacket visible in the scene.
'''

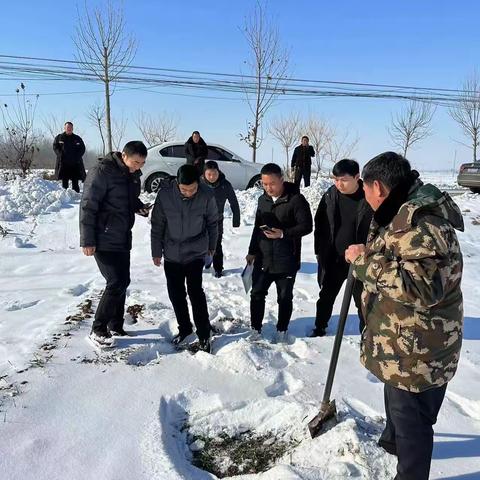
[352,180,464,392]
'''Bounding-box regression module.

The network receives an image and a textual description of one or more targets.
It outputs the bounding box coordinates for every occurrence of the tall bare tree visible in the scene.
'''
[389,99,435,157]
[0,83,41,173]
[304,115,332,176]
[269,112,300,171]
[112,112,127,151]
[449,72,480,162]
[74,0,136,153]
[135,111,179,146]
[86,102,107,157]
[324,128,359,167]
[240,1,289,163]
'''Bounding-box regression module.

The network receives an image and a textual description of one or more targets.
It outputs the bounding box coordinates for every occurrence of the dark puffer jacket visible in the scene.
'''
[314,182,373,266]
[200,172,240,226]
[291,144,315,170]
[79,152,144,251]
[151,178,218,264]
[248,182,313,274]
[185,136,208,169]
[53,132,86,181]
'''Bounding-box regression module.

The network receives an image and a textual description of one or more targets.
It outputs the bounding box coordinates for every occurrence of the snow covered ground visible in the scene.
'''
[0,172,479,480]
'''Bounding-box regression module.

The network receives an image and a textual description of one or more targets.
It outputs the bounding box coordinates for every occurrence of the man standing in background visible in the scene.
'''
[185,130,208,174]
[54,121,86,193]
[291,135,315,188]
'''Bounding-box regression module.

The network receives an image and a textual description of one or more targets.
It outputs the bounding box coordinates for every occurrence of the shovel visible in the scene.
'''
[308,264,355,438]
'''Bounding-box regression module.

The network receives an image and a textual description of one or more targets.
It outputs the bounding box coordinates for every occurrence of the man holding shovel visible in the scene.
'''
[345,152,464,480]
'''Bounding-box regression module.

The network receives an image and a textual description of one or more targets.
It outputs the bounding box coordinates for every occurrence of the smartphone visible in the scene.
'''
[260,224,273,232]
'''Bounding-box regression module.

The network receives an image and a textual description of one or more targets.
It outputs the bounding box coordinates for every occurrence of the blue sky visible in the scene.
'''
[1,0,479,170]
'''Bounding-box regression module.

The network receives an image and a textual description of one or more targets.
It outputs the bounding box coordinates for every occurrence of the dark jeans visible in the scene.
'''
[62,177,80,193]
[315,256,365,333]
[250,268,296,332]
[164,259,211,340]
[294,166,311,188]
[381,383,447,480]
[212,220,224,273]
[92,250,130,334]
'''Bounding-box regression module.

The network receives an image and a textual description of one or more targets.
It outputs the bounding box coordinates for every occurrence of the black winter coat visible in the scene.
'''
[200,172,240,226]
[53,132,86,181]
[185,136,208,169]
[79,152,145,251]
[248,182,313,274]
[314,182,373,266]
[151,178,218,263]
[291,144,315,170]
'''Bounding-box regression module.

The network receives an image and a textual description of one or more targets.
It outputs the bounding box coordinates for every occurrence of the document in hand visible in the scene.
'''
[241,263,254,294]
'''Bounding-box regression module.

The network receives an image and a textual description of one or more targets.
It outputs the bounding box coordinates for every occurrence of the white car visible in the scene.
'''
[141,141,263,192]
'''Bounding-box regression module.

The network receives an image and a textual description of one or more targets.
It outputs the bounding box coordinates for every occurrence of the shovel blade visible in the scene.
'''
[308,400,337,438]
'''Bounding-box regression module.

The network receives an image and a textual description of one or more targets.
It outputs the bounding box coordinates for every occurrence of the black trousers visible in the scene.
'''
[62,177,80,193]
[92,250,130,334]
[212,220,224,273]
[250,268,296,332]
[315,256,365,333]
[164,259,211,340]
[294,166,311,188]
[381,383,447,480]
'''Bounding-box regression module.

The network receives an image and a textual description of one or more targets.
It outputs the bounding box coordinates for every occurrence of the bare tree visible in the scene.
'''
[449,72,480,162]
[389,99,435,157]
[86,102,107,156]
[269,112,300,172]
[303,115,332,176]
[0,83,41,173]
[324,127,359,167]
[240,1,289,163]
[74,0,136,153]
[135,111,178,146]
[112,112,127,151]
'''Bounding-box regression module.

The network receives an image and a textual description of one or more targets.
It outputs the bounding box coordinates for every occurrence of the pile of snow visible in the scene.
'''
[0,175,79,221]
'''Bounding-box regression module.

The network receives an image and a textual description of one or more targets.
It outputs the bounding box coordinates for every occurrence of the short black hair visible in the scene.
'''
[204,160,219,171]
[332,159,359,177]
[64,121,73,127]
[192,130,200,136]
[301,135,309,141]
[177,164,199,185]
[123,141,148,158]
[260,163,283,177]
[362,151,411,190]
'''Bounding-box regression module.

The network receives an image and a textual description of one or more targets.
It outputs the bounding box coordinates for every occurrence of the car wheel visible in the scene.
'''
[470,187,480,194]
[247,174,262,189]
[145,172,169,193]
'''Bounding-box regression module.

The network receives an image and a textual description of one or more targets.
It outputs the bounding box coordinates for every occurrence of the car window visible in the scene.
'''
[207,146,239,162]
[159,147,171,157]
[171,145,186,158]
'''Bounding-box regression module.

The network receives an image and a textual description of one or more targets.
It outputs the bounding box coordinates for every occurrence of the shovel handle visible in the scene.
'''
[321,264,356,404]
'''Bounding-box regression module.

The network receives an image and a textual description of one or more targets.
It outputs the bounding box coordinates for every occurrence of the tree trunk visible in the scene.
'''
[104,47,113,153]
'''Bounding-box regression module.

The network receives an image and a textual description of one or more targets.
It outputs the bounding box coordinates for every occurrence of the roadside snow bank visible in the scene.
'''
[0,176,79,221]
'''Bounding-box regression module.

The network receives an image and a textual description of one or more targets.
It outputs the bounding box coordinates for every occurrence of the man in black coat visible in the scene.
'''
[80,141,150,348]
[246,163,313,342]
[312,159,373,337]
[185,130,208,174]
[151,165,218,353]
[201,160,241,277]
[53,121,86,192]
[291,135,315,188]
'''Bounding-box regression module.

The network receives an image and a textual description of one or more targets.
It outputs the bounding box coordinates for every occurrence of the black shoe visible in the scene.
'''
[214,270,223,278]
[309,327,326,337]
[171,331,194,346]
[198,337,211,353]
[108,327,131,337]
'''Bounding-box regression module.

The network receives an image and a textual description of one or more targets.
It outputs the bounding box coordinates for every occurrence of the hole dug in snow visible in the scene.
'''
[187,429,297,478]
